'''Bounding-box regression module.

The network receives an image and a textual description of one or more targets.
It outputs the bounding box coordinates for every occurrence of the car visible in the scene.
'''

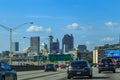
[44,64,57,72]
[98,58,116,73]
[116,60,120,68]
[67,60,92,79]
[0,61,17,80]
[59,65,66,69]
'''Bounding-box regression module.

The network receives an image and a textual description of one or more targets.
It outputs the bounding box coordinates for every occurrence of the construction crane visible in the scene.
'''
[0,22,33,64]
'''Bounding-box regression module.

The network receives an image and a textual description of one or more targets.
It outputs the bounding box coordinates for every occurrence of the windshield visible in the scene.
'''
[71,61,88,67]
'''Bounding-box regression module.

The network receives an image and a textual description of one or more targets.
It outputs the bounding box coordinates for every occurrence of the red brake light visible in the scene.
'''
[98,62,103,65]
[110,62,115,65]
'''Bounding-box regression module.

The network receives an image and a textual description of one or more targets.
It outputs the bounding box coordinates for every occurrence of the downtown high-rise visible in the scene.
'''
[62,34,74,52]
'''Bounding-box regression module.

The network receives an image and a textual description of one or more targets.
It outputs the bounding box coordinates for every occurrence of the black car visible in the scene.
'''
[0,61,17,80]
[67,60,92,79]
[44,64,57,72]
[98,58,116,73]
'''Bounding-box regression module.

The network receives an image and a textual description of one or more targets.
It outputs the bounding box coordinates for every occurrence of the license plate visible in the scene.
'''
[105,65,108,67]
[76,72,81,74]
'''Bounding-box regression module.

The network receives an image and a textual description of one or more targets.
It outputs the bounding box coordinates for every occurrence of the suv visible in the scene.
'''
[44,64,57,72]
[98,58,116,73]
[67,60,92,79]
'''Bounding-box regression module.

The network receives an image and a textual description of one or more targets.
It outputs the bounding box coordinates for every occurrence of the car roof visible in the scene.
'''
[46,64,54,65]
[71,60,88,62]
[99,58,114,62]
[70,60,89,63]
[99,58,113,60]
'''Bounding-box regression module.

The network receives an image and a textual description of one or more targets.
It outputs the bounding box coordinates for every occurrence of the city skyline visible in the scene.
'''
[0,0,120,52]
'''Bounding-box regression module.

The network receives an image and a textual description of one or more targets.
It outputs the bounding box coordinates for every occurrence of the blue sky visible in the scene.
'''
[0,0,120,52]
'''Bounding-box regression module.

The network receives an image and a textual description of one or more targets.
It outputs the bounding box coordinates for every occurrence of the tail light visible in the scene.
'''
[110,62,115,65]
[98,62,103,66]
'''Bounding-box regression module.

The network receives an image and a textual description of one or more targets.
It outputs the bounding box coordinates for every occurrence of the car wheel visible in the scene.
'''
[89,74,92,79]
[99,70,101,73]
[1,76,5,80]
[113,69,116,73]
[67,75,72,79]
[14,75,17,80]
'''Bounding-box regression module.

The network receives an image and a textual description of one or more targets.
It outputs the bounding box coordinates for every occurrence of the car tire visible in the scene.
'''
[14,75,17,80]
[67,75,72,79]
[89,74,92,79]
[99,70,101,73]
[113,69,116,73]
[1,76,5,80]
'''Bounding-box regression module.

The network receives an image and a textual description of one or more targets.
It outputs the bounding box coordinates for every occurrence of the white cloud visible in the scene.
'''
[26,25,51,33]
[67,23,79,29]
[104,21,118,27]
[67,23,92,31]
[101,37,114,42]
[45,27,52,32]
[86,41,93,46]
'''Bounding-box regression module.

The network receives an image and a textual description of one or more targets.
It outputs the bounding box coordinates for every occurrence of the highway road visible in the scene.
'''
[17,67,120,80]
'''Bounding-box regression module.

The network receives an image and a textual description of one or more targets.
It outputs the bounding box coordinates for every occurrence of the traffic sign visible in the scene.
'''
[48,54,72,62]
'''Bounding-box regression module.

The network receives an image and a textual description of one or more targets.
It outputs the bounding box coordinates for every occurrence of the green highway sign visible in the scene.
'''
[48,54,72,62]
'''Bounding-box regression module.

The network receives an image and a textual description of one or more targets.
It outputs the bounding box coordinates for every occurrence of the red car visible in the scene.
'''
[59,65,66,69]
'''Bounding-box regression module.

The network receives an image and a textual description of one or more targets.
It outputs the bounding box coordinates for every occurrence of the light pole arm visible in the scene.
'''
[0,24,10,31]
[12,22,33,31]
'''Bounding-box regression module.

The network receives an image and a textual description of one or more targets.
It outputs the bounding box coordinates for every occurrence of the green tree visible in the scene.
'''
[86,56,93,64]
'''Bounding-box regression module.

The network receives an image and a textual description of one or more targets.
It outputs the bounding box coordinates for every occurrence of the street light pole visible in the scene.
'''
[0,22,33,64]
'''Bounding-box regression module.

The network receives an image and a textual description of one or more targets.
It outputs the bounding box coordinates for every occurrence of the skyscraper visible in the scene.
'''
[12,42,19,52]
[77,45,87,52]
[51,39,59,54]
[48,35,60,54]
[62,34,74,52]
[30,36,40,54]
[48,35,53,53]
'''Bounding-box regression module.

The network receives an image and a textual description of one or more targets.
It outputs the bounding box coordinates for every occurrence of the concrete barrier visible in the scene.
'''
[11,65,45,71]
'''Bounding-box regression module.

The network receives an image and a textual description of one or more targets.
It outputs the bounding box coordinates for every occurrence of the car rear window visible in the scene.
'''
[71,61,88,67]
[101,59,112,63]
[46,64,54,66]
